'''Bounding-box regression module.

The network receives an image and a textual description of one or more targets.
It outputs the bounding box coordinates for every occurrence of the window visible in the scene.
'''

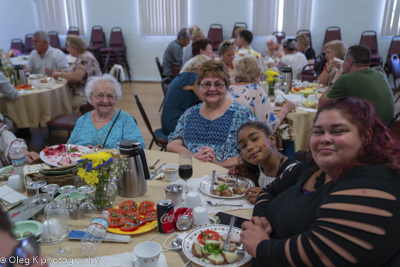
[382,0,400,36]
[252,0,312,36]
[35,0,84,35]
[139,0,188,36]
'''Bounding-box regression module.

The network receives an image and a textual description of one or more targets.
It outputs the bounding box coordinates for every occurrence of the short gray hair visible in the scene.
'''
[34,30,49,43]
[85,74,122,104]
[181,54,210,73]
[265,35,277,44]
[177,28,190,40]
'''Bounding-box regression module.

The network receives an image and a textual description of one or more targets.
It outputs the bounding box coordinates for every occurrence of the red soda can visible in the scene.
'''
[175,207,193,231]
[157,199,175,233]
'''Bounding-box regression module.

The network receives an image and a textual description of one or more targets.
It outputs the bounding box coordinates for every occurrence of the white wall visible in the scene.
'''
[0,0,395,81]
[0,0,39,54]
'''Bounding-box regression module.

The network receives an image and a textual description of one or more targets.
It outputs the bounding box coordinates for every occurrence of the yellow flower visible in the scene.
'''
[83,170,99,185]
[80,152,112,168]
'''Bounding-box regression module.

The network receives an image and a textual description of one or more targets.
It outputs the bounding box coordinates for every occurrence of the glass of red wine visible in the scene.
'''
[179,153,193,192]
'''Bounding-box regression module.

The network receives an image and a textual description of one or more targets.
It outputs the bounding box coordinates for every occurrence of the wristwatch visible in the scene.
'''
[328,82,334,86]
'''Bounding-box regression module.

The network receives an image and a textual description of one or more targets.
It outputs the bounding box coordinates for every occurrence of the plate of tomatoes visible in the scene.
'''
[107,200,157,235]
[14,84,33,90]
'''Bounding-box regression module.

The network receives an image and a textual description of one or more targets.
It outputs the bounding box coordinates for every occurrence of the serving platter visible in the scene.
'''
[199,174,254,199]
[39,144,91,167]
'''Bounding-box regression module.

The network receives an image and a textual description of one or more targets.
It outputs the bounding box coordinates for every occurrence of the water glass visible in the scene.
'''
[46,201,71,257]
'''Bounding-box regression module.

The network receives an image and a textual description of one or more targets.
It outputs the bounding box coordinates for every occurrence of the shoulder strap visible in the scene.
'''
[103,109,121,148]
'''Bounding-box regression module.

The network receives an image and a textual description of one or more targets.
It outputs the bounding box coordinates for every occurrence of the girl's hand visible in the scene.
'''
[282,100,296,112]
[245,187,262,204]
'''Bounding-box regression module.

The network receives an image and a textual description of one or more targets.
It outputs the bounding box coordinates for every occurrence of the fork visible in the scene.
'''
[237,244,245,260]
[233,173,239,188]
[123,218,156,226]
[281,95,297,113]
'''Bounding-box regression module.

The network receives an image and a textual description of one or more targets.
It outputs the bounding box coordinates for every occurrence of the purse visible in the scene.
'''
[276,121,296,159]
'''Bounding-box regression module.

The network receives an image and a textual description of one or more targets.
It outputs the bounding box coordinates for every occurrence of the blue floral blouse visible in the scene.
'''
[168,101,256,162]
[227,84,279,133]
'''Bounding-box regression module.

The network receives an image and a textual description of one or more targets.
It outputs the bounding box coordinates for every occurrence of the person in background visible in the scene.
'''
[167,60,256,168]
[234,30,262,66]
[68,74,145,149]
[296,33,315,68]
[182,26,206,65]
[27,30,69,75]
[264,35,284,59]
[317,40,347,85]
[233,121,297,203]
[227,57,295,133]
[218,40,236,80]
[161,55,210,136]
[162,28,191,78]
[319,45,394,126]
[232,27,247,50]
[0,209,48,267]
[180,39,214,73]
[240,97,400,266]
[0,72,18,99]
[275,38,307,80]
[52,35,102,114]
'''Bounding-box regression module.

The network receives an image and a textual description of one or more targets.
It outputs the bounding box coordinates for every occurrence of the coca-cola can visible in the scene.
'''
[157,199,175,233]
[175,207,193,231]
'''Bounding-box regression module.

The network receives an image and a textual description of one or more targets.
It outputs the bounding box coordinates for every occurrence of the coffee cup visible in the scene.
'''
[192,206,217,228]
[133,241,161,267]
[40,220,61,246]
[183,191,202,209]
[2,175,25,193]
[162,164,178,182]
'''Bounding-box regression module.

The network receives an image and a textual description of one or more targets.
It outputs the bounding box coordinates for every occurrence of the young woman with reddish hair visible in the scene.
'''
[240,97,400,266]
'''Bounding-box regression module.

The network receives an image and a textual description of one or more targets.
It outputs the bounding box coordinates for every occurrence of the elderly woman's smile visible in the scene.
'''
[91,81,117,115]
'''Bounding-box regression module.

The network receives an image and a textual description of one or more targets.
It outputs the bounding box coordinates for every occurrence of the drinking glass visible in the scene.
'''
[27,180,47,207]
[313,80,321,93]
[179,153,193,192]
[42,184,60,215]
[46,201,71,257]
[58,185,78,229]
[76,185,97,230]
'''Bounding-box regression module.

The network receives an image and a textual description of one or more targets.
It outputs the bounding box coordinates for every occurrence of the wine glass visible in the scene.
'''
[46,201,71,257]
[27,180,47,207]
[76,185,97,230]
[179,153,193,192]
[42,184,60,215]
[58,185,78,229]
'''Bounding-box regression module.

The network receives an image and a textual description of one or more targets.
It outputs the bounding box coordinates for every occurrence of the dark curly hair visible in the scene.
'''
[314,97,400,181]
[237,121,275,177]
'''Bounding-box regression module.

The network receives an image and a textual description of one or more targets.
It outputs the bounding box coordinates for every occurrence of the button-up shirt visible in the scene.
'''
[162,39,183,77]
[27,46,69,74]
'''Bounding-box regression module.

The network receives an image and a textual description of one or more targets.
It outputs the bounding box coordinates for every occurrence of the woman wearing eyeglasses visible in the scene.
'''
[68,74,145,149]
[52,35,102,114]
[218,40,236,81]
[167,60,256,167]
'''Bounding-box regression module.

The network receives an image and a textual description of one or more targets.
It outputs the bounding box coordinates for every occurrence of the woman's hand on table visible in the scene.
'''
[52,72,61,80]
[240,217,270,257]
[193,146,215,162]
[250,216,273,235]
[245,187,262,204]
[282,100,296,113]
[20,148,39,163]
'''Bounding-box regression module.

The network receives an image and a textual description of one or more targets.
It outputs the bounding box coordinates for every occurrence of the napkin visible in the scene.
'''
[68,230,131,243]
[172,175,254,214]
[48,252,141,267]
[297,106,317,113]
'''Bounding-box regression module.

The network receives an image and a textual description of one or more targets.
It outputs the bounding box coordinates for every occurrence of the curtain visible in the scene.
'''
[252,0,280,36]
[282,0,312,36]
[139,0,188,36]
[382,0,400,36]
[35,0,84,35]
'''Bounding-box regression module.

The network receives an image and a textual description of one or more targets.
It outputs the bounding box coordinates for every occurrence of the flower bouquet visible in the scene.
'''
[76,151,127,209]
[264,69,281,96]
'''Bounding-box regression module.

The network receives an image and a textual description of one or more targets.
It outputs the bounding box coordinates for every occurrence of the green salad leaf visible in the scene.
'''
[216,184,229,193]
[203,243,222,255]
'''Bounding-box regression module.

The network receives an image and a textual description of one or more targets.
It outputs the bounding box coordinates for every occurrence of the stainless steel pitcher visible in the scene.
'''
[117,140,150,198]
[281,66,293,90]
[13,65,27,86]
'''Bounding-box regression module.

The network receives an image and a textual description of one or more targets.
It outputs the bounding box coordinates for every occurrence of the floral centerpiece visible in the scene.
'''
[264,69,281,96]
[76,151,127,209]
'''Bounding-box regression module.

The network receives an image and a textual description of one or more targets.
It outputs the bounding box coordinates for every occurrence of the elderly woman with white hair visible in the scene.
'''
[68,74,145,149]
[276,38,307,80]
[161,54,210,135]
[265,35,284,59]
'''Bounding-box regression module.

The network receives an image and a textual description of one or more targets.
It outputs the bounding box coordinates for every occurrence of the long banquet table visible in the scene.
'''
[38,150,254,267]
[0,78,72,128]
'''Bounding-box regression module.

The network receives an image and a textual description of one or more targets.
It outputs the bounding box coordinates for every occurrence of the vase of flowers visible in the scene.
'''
[264,69,281,96]
[76,151,127,210]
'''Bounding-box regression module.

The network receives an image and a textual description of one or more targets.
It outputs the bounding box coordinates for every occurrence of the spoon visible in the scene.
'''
[171,238,192,267]
[66,142,72,152]
[207,201,243,207]
[149,159,160,170]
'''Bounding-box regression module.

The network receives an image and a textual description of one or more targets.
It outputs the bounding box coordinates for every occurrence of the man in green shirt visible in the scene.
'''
[319,45,394,126]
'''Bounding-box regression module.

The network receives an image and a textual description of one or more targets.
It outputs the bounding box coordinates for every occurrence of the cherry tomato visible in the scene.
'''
[197,230,220,245]
[107,209,122,218]
[144,210,157,220]
[109,217,124,228]
[120,224,139,232]
[139,201,155,215]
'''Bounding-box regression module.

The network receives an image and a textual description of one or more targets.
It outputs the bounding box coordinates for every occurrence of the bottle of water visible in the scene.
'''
[9,143,27,177]
[79,211,110,256]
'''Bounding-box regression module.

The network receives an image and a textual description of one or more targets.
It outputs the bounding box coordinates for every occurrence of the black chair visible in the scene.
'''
[272,31,286,44]
[133,92,168,151]
[155,57,164,79]
[25,34,34,54]
[11,39,24,54]
[159,77,172,112]
[297,29,312,47]
[390,54,400,103]
[388,112,400,129]
[301,64,316,82]
[231,22,247,38]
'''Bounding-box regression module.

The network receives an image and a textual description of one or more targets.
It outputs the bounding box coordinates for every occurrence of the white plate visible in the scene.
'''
[0,165,14,178]
[182,225,252,267]
[40,77,61,83]
[199,174,255,199]
[29,74,44,79]
[39,144,91,167]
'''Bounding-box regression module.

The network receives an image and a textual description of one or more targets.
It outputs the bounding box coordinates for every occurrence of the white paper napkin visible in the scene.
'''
[297,106,317,113]
[172,175,254,214]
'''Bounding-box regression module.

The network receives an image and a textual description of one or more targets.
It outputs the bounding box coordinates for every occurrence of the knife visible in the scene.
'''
[224,216,236,250]
[210,170,216,193]
[150,163,166,179]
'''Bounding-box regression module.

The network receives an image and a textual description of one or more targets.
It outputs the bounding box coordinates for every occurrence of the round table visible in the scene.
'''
[36,150,254,267]
[0,79,72,128]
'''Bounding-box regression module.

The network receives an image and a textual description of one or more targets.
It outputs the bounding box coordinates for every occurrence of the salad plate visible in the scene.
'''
[199,174,254,199]
[39,144,91,167]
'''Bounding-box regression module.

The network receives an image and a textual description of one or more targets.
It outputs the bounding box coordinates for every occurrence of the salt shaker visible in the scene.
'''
[165,185,183,209]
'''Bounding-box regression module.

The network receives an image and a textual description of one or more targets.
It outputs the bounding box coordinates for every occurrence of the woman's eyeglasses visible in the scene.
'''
[0,236,40,267]
[91,93,116,101]
[200,82,226,90]
[222,41,234,48]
